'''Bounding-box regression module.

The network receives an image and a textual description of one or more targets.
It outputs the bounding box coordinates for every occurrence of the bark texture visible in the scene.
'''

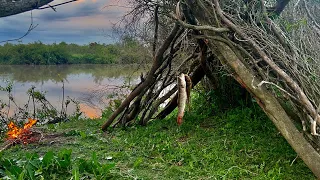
[210,41,320,178]
[0,0,54,17]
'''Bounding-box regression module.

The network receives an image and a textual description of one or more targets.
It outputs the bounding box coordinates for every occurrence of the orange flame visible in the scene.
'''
[23,118,37,129]
[7,118,37,139]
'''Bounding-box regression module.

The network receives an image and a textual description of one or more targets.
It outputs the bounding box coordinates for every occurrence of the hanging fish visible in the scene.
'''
[184,74,192,110]
[177,73,187,125]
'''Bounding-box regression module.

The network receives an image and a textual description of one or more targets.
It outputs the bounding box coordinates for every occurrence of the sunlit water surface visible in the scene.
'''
[0,64,143,119]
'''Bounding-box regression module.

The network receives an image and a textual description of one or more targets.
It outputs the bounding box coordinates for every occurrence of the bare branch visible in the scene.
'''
[0,11,38,44]
[37,0,79,10]
[170,13,229,33]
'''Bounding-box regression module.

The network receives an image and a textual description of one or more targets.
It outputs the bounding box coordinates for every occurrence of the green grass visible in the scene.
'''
[0,105,315,179]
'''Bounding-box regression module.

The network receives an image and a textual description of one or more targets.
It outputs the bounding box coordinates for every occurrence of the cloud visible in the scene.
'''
[0,0,130,44]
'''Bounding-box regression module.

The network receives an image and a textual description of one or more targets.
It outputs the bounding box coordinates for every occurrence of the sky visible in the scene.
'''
[0,0,129,44]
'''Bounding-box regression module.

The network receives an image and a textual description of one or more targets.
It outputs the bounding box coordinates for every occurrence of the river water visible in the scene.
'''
[0,64,143,119]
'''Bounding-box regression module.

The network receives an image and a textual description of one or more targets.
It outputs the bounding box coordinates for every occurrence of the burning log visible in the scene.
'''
[5,118,39,146]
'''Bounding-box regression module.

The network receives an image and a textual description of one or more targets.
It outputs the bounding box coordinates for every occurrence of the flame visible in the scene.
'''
[7,118,37,139]
[23,118,37,129]
[7,121,22,139]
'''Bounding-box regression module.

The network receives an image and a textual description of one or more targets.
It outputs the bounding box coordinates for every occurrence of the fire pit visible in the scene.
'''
[1,118,41,151]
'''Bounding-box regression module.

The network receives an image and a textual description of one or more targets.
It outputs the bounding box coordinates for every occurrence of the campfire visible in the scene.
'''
[1,118,67,152]
[6,118,38,144]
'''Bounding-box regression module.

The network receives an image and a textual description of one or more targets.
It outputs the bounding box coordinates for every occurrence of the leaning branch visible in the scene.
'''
[214,0,320,126]
[170,13,229,33]
[0,0,53,17]
[37,0,79,10]
[0,0,79,18]
[101,24,181,131]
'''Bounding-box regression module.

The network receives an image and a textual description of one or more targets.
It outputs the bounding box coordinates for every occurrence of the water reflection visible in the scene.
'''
[0,64,143,118]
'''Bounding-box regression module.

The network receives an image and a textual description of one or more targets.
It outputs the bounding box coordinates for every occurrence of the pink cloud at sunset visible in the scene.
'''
[0,0,131,44]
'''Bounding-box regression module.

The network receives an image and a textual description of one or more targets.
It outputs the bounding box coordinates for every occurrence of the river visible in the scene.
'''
[0,64,144,119]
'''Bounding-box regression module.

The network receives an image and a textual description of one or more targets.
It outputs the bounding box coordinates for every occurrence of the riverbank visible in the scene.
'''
[0,105,314,179]
[0,64,146,129]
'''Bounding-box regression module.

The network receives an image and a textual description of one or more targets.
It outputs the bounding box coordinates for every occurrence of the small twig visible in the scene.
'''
[0,141,15,153]
[308,115,320,136]
[7,94,10,120]
[153,5,159,56]
[60,81,65,118]
[223,138,227,149]
[316,103,320,113]
[37,0,78,10]
[33,129,45,142]
[255,80,297,101]
[222,166,257,178]
[290,155,299,166]
[293,0,302,10]
[31,87,36,119]
[0,11,38,44]
[102,4,131,10]
[48,5,57,12]
[169,13,229,33]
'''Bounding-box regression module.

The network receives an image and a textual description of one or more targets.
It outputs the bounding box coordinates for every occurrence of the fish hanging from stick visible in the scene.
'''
[177,73,192,125]
[184,74,192,110]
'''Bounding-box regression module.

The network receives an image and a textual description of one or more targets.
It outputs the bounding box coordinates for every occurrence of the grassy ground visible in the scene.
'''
[0,105,315,179]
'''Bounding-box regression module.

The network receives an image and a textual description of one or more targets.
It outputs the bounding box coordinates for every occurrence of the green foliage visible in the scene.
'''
[0,86,315,179]
[283,18,308,32]
[0,82,82,132]
[0,149,114,179]
[77,152,115,179]
[2,102,315,179]
[193,76,252,116]
[0,81,13,92]
[0,37,150,65]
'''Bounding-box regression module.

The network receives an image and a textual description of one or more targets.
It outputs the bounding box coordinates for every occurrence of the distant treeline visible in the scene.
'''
[0,37,150,65]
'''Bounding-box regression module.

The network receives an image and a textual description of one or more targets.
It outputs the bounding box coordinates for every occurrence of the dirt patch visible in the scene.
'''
[177,135,188,143]
[0,128,74,152]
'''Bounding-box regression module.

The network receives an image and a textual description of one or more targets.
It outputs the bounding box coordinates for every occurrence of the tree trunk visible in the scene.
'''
[0,0,54,18]
[209,40,320,178]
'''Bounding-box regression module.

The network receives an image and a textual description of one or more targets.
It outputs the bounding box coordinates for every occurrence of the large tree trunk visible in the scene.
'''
[0,0,54,17]
[210,40,320,178]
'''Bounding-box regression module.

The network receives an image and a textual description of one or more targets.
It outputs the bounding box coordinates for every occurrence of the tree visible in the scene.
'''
[101,0,320,178]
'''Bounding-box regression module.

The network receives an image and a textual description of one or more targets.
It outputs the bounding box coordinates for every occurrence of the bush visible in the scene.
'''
[0,39,151,65]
